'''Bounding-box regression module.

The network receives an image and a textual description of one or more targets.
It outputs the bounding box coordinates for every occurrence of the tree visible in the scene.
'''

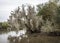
[38,2,57,21]
[8,5,26,31]
[0,22,9,31]
[37,0,60,33]
[8,5,44,34]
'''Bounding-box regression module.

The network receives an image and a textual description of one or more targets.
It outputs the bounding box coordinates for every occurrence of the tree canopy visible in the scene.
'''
[8,0,60,34]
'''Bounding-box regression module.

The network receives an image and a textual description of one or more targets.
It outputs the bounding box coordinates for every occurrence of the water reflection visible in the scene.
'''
[0,33,9,43]
[0,30,26,43]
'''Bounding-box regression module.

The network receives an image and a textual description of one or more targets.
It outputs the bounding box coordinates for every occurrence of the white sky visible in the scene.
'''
[0,0,49,22]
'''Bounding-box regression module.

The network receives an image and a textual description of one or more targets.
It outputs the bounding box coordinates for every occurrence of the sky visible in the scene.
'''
[0,0,49,22]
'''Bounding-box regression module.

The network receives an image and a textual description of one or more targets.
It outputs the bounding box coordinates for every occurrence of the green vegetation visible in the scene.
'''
[7,0,60,43]
[37,0,60,33]
[0,22,9,31]
[8,0,60,34]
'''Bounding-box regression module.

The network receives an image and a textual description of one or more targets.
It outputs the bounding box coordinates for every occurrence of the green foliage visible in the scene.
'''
[37,2,57,21]
[56,6,60,24]
[37,1,60,32]
[0,22,9,30]
[8,0,60,34]
[2,22,9,29]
